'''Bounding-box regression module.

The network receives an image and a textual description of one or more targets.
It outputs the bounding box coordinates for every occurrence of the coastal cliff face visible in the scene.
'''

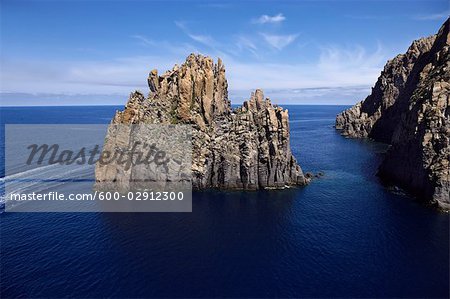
[96,54,307,190]
[336,18,450,209]
[335,36,436,142]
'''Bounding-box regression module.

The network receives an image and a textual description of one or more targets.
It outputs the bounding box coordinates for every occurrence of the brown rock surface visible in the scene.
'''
[96,54,307,190]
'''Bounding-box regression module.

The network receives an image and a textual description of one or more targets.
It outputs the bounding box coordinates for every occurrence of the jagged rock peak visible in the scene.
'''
[97,54,308,190]
[143,54,229,125]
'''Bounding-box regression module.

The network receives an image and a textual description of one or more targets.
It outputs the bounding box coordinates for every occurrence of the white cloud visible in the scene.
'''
[222,45,384,91]
[253,13,286,24]
[260,33,299,50]
[235,35,258,56]
[175,21,217,47]
[131,34,201,56]
[413,11,449,21]
[0,55,180,94]
[318,43,384,71]
[229,86,371,105]
[1,46,384,91]
[187,33,216,45]
[1,40,388,106]
[131,34,155,46]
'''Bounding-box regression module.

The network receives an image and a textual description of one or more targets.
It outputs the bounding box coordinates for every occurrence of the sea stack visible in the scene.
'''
[96,54,308,190]
[336,18,450,209]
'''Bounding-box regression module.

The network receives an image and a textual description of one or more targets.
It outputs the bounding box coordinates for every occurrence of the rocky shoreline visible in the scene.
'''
[336,18,450,209]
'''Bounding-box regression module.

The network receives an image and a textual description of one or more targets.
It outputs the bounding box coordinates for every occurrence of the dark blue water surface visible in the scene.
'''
[1,106,448,298]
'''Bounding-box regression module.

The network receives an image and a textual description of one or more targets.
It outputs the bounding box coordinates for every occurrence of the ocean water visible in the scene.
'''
[0,105,448,298]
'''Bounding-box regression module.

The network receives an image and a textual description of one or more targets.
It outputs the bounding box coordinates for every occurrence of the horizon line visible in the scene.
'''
[0,103,352,108]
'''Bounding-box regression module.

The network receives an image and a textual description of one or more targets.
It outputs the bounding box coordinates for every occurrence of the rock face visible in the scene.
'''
[336,18,450,209]
[96,54,307,190]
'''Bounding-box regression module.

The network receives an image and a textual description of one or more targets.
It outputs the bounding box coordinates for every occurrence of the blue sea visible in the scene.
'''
[0,105,448,298]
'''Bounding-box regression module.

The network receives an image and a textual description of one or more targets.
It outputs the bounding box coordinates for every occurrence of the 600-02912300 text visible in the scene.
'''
[9,191,185,201]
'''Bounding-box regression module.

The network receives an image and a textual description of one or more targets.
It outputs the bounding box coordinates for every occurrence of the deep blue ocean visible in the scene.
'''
[0,105,448,298]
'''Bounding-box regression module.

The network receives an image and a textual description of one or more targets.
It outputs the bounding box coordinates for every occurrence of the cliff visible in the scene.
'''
[96,54,308,190]
[336,18,450,209]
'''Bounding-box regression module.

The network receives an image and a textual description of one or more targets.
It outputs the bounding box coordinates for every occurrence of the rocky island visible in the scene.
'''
[336,18,449,209]
[96,54,308,190]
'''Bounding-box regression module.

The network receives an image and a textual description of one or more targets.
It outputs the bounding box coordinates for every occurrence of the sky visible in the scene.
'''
[0,0,448,106]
